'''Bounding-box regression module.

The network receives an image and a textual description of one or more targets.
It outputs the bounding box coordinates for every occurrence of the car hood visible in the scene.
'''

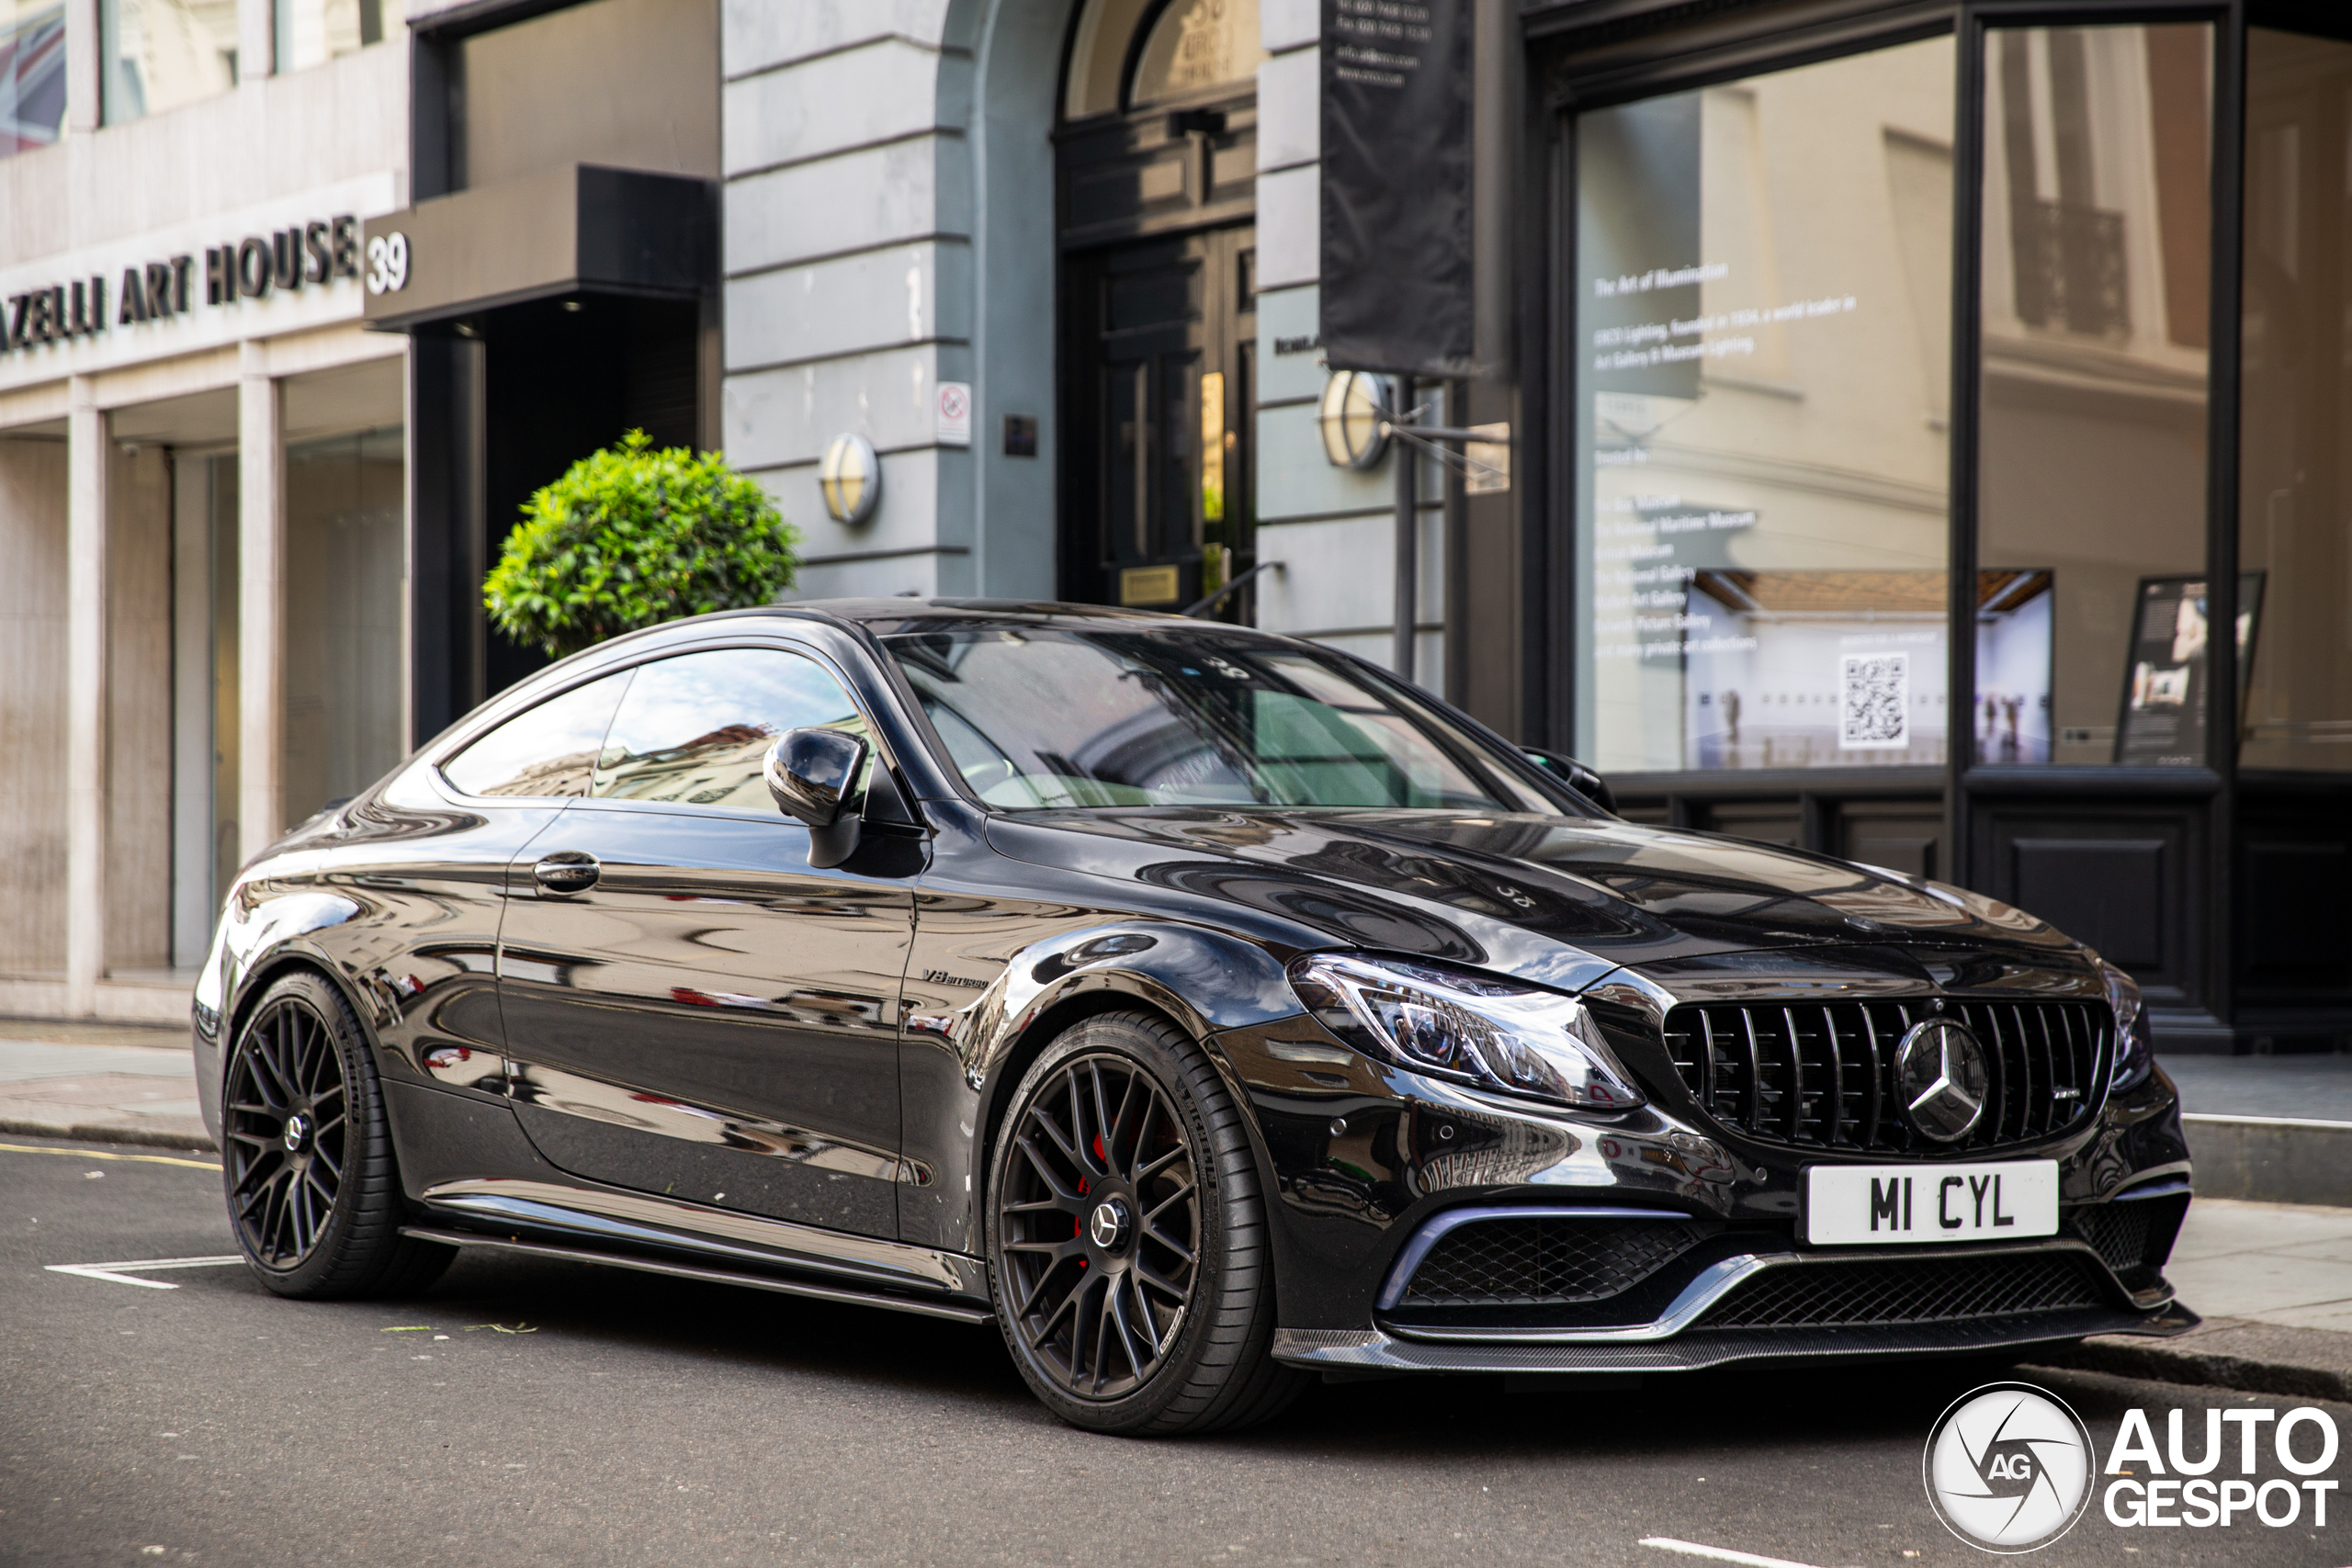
[983,807,2085,986]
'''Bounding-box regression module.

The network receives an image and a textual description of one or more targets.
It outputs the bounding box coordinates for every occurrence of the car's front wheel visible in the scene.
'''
[221,970,453,1299]
[987,1010,1303,1436]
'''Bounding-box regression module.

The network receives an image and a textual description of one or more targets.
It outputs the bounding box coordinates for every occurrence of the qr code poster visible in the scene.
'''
[1840,652,1909,750]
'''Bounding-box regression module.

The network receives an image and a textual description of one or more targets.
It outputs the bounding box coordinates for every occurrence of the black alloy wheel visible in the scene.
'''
[999,1050,1200,1398]
[224,990,349,1267]
[221,970,453,1298]
[988,1011,1303,1436]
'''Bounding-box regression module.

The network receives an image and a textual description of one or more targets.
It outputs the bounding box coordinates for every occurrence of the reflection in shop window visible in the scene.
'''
[1975,25,2211,767]
[275,0,381,75]
[1,1,66,157]
[282,428,403,824]
[1573,39,1956,775]
[100,0,238,125]
[2240,27,2352,773]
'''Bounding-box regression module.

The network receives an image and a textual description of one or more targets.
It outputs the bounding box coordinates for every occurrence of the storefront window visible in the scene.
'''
[1,1,66,157]
[169,452,238,967]
[100,0,239,124]
[1974,25,2213,766]
[281,428,402,823]
[1574,39,1956,774]
[274,0,380,75]
[2239,27,2352,773]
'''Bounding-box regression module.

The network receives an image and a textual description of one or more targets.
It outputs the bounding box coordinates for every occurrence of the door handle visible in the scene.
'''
[532,852,600,895]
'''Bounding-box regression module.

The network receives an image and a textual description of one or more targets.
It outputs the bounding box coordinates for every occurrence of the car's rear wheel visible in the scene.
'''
[221,970,453,1299]
[987,1010,1303,1436]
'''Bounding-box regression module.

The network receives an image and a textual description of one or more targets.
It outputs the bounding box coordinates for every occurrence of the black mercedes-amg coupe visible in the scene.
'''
[195,600,2194,1435]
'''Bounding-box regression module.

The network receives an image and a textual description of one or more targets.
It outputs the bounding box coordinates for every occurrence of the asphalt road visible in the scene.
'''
[4,1134,2346,1568]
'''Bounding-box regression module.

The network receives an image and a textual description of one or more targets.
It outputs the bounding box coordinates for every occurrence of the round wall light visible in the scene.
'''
[1317,369,1392,470]
[820,434,881,525]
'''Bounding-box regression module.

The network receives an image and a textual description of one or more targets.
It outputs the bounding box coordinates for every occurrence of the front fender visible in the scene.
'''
[898,917,1301,1255]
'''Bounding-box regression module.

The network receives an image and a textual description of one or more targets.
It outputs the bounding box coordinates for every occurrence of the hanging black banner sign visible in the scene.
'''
[1319,0,1474,377]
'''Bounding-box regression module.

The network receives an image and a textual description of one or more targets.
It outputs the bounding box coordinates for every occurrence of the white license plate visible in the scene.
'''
[1803,1160,2058,1246]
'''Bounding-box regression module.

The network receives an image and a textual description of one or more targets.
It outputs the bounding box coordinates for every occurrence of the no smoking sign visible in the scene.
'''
[936,381,972,447]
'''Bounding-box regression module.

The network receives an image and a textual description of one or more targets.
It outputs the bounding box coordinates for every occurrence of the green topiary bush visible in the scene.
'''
[483,429,801,660]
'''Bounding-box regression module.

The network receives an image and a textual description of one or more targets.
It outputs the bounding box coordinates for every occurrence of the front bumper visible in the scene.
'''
[1213,978,2196,1365]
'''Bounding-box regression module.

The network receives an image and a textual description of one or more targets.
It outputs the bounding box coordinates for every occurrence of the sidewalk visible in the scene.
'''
[2052,1197,2352,1403]
[2164,1052,2352,1208]
[0,1016,207,1151]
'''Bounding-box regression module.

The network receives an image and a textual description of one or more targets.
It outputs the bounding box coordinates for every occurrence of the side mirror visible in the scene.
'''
[764,728,868,868]
[1521,746,1616,815]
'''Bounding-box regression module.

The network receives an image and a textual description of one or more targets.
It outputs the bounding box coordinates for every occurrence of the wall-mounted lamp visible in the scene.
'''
[820,434,881,525]
[1317,369,1392,469]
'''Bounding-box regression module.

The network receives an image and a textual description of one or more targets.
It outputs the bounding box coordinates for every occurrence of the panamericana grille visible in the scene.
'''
[1700,1251,2111,1329]
[1401,1218,1702,1307]
[1662,999,2109,1153]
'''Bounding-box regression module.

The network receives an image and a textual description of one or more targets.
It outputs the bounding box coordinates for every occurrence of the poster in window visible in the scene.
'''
[2113,573,2265,767]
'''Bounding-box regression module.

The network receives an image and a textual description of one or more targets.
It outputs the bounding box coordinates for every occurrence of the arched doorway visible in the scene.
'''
[1057,0,1261,615]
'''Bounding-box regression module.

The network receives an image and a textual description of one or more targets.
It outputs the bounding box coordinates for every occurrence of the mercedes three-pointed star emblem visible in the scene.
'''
[1894,1017,1991,1142]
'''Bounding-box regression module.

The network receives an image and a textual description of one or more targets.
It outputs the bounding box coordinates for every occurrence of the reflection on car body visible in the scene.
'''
[194,600,2195,1437]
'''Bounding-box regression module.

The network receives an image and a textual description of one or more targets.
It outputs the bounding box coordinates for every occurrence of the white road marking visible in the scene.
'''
[45,1256,244,1290]
[1641,1540,1828,1568]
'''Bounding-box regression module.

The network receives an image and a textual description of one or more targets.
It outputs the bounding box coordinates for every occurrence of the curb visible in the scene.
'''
[2034,1320,2352,1405]
[0,1116,217,1154]
[2184,1114,2352,1207]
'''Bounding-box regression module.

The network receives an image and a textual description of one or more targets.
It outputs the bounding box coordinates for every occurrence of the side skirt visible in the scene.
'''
[401,1226,996,1325]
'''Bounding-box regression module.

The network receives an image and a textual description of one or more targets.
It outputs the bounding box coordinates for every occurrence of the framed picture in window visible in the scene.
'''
[2114,572,2265,767]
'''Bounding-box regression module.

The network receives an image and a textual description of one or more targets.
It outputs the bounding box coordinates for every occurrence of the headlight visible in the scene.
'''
[1287,953,1645,1111]
[2098,955,2154,1091]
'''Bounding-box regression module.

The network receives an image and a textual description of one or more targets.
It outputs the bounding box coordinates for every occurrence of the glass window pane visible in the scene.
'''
[881,625,1555,812]
[281,428,405,819]
[1573,39,1957,774]
[1130,0,1261,108]
[1,1,67,157]
[443,671,629,800]
[1974,24,2213,766]
[2240,27,2352,771]
[101,0,239,125]
[594,648,866,811]
[275,0,381,76]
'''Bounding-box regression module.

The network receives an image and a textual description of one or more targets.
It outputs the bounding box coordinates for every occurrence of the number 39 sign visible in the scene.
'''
[365,232,409,295]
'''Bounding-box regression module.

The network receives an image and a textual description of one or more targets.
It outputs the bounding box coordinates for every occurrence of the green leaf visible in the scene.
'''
[481,430,800,659]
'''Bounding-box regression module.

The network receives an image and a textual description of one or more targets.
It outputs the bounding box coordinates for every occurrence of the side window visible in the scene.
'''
[440,671,632,798]
[594,647,869,811]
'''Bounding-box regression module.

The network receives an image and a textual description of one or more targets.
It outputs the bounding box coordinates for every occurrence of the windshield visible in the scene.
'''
[880,623,1570,814]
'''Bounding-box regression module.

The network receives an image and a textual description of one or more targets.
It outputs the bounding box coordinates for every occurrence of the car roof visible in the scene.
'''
[784,597,1204,631]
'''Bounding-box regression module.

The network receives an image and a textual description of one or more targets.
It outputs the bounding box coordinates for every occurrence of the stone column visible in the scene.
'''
[238,342,284,863]
[65,378,107,1016]
[64,0,98,133]
[238,0,274,83]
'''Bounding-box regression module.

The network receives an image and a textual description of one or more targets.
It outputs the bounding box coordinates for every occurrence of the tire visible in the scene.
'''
[987,1010,1304,1436]
[220,970,454,1300]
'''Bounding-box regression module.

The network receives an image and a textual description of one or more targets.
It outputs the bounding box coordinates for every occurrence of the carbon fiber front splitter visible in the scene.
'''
[1272,1303,2199,1376]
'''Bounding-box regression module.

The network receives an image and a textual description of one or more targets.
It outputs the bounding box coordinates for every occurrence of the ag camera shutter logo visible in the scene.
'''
[1924,1382,2094,1551]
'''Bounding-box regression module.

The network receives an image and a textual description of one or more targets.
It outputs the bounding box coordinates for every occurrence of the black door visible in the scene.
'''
[1057,76,1259,618]
[496,643,919,1239]
[1063,227,1256,615]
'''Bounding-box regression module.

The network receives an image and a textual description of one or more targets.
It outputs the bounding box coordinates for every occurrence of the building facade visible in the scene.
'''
[4,0,2347,1055]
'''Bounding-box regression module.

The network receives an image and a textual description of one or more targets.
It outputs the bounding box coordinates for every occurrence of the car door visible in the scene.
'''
[497,641,921,1238]
[367,668,637,1107]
